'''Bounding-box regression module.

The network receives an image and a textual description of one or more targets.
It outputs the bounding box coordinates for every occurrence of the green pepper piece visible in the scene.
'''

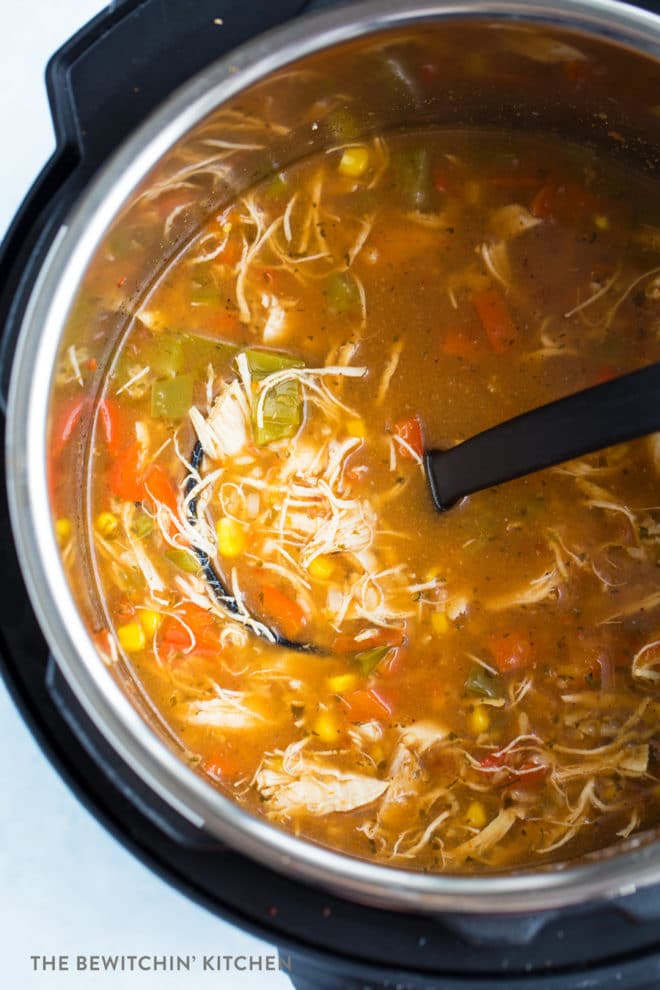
[182,334,238,376]
[354,646,391,676]
[253,381,303,445]
[245,348,305,446]
[326,272,360,316]
[164,548,200,573]
[392,148,432,212]
[151,374,193,419]
[465,664,502,699]
[244,348,304,379]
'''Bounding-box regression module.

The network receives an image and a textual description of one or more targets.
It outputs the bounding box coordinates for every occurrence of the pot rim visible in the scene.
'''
[6,0,660,914]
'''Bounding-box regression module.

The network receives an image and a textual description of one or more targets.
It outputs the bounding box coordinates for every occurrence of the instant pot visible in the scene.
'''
[2,0,660,986]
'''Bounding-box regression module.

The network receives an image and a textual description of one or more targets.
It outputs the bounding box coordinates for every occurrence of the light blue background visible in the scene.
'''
[0,3,292,986]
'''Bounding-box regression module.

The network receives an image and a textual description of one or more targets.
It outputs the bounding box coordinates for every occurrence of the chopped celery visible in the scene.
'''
[465,664,502,699]
[131,512,154,539]
[149,334,184,376]
[325,108,361,142]
[117,567,145,593]
[326,272,360,316]
[245,348,305,446]
[165,548,200,573]
[182,334,237,375]
[354,646,391,676]
[151,374,193,419]
[264,172,289,200]
[393,148,432,212]
[190,282,222,305]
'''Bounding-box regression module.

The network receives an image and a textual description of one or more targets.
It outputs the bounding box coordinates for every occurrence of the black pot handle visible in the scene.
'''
[0,0,315,411]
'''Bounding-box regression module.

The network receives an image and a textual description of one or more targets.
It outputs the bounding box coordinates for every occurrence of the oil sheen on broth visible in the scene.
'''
[58,129,660,873]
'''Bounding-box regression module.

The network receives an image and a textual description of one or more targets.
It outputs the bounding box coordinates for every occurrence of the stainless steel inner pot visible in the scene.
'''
[6,0,660,914]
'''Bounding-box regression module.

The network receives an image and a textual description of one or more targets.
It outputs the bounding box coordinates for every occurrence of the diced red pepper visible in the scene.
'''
[489,632,535,674]
[518,758,549,786]
[203,752,244,779]
[594,363,619,385]
[162,602,221,653]
[473,288,519,353]
[441,328,480,358]
[143,463,179,515]
[344,688,393,723]
[392,415,424,460]
[179,603,220,649]
[421,63,440,85]
[259,585,307,641]
[562,60,595,88]
[108,441,145,502]
[98,397,126,457]
[160,622,193,652]
[530,181,599,223]
[432,165,457,195]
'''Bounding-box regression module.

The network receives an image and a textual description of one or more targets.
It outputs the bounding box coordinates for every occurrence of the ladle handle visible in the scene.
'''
[426,362,660,511]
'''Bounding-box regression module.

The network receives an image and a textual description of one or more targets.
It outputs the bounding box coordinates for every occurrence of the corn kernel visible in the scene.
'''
[469,704,490,735]
[55,517,72,544]
[139,610,161,638]
[309,555,335,580]
[327,672,359,694]
[314,710,340,743]
[216,517,246,557]
[338,146,370,178]
[346,418,366,439]
[432,611,449,635]
[117,622,146,652]
[594,214,610,231]
[96,511,119,539]
[466,801,488,829]
[425,565,442,581]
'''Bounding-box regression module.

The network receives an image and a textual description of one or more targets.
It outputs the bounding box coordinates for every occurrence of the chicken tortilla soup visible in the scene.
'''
[51,127,660,872]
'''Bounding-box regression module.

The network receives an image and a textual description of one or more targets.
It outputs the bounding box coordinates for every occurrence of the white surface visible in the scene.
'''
[0,3,292,986]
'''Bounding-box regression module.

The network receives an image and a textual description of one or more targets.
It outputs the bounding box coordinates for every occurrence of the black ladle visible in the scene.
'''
[427,361,660,510]
[187,361,660,649]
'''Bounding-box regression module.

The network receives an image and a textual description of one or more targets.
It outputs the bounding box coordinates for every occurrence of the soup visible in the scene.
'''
[52,128,660,872]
